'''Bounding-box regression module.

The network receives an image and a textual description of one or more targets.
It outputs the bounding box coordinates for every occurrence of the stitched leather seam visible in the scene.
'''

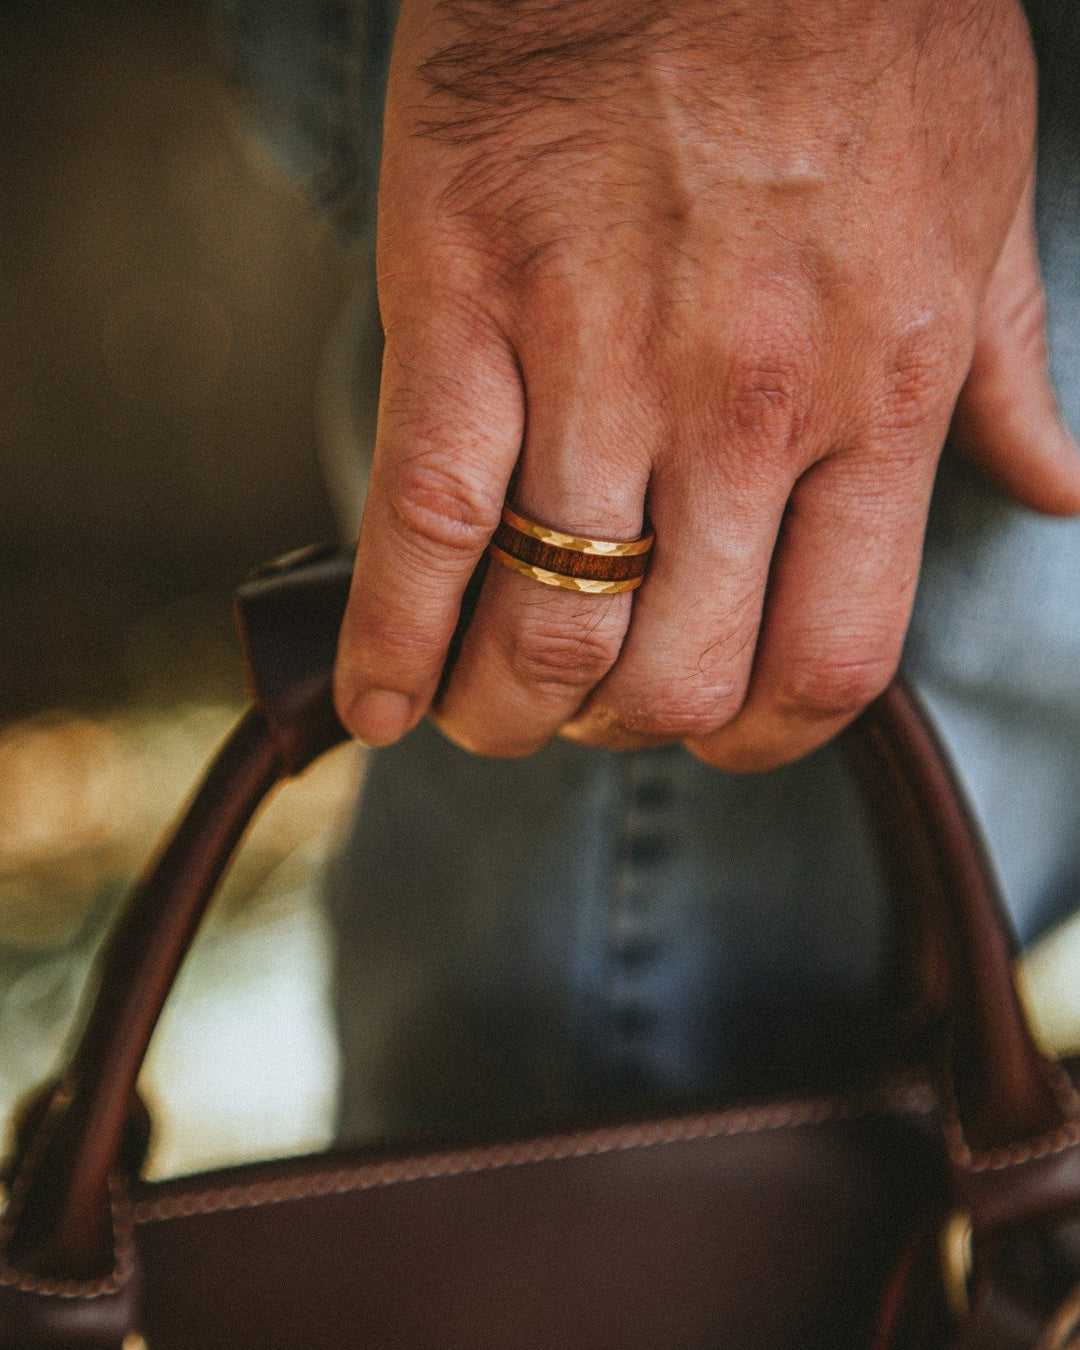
[0,1181,135,1301]
[133,1079,936,1225]
[946,1116,1080,1173]
[945,1059,1080,1173]
[0,1084,134,1299]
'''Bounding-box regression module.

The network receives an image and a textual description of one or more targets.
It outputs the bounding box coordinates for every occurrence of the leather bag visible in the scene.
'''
[3,545,1080,1350]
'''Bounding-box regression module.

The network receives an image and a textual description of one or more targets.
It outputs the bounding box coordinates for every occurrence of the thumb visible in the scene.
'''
[951,171,1080,516]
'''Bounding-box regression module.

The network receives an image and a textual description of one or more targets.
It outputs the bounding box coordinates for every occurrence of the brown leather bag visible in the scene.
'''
[2,546,1080,1350]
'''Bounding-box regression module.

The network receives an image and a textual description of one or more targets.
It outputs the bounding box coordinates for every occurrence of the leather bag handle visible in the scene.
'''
[3,544,1079,1285]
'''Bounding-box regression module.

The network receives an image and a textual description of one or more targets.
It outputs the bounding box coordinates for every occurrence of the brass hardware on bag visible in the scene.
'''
[940,1209,974,1322]
[122,1335,148,1350]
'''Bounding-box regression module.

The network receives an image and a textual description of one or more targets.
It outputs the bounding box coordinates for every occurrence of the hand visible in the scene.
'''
[333,0,1080,769]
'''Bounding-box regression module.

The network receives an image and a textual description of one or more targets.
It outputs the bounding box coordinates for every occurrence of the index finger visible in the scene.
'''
[333,311,523,745]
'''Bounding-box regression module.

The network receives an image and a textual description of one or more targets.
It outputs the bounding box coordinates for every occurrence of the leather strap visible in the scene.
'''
[3,545,1077,1287]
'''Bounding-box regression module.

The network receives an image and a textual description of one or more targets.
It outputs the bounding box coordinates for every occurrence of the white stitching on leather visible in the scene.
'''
[133,1078,936,1225]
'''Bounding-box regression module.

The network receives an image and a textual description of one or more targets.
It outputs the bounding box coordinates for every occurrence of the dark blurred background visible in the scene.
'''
[0,0,346,719]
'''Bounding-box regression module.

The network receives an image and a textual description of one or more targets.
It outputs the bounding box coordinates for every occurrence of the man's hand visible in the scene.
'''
[334,0,1080,769]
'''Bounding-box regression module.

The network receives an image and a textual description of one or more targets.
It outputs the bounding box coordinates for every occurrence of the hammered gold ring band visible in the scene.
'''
[488,505,655,594]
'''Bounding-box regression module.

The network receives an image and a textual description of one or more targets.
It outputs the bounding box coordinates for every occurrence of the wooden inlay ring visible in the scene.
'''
[489,506,654,593]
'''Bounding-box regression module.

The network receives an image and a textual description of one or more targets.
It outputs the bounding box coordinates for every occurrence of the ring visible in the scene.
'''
[488,505,654,594]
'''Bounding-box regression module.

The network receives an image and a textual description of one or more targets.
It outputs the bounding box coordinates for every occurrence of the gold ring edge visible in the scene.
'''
[501,506,654,557]
[489,546,644,593]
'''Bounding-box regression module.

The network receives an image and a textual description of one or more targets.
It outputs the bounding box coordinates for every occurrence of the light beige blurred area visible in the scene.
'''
[0,0,362,1176]
[1021,920,1080,1061]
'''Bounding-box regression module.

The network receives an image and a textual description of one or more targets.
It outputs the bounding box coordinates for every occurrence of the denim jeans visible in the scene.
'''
[224,0,1080,1145]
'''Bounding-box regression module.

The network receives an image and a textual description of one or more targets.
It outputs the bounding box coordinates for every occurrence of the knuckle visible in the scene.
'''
[725,337,814,464]
[596,680,745,742]
[381,267,502,342]
[386,451,500,560]
[514,253,584,314]
[514,267,656,386]
[507,609,623,692]
[777,648,897,723]
[878,317,962,436]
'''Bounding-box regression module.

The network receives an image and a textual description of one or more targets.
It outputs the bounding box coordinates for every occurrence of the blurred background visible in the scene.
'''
[0,0,366,1177]
[2,0,1079,1187]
